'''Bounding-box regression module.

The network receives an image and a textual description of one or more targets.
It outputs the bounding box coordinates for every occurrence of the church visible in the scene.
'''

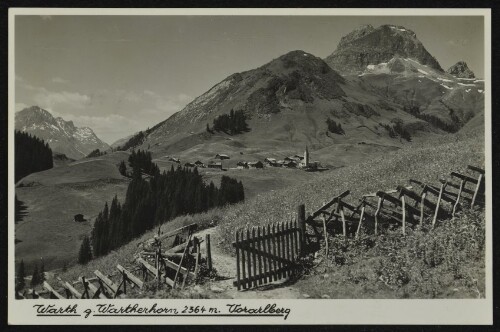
[300,146,310,168]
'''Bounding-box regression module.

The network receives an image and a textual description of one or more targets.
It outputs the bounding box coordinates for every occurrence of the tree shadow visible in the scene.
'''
[15,195,28,223]
[15,195,28,244]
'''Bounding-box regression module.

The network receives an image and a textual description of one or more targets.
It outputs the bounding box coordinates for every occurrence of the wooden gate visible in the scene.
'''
[233,220,302,290]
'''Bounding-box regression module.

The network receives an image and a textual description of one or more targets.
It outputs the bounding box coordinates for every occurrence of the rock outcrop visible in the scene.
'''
[446,61,475,78]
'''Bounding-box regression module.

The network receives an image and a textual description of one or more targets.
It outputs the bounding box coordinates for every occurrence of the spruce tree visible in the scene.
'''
[30,264,40,287]
[78,236,93,264]
[16,260,25,291]
[119,160,127,176]
[39,259,45,283]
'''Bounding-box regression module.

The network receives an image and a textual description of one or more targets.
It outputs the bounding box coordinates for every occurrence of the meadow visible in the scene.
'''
[50,129,485,299]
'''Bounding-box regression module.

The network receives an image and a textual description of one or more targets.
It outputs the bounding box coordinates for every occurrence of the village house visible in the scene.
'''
[194,160,206,168]
[74,214,85,222]
[264,158,277,167]
[184,162,195,167]
[276,160,285,167]
[215,153,230,160]
[248,161,264,169]
[208,162,223,170]
[236,161,249,169]
[283,160,297,168]
[285,156,300,162]
[169,157,181,163]
[294,154,304,160]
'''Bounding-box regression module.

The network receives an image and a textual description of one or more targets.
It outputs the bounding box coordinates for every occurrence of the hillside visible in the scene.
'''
[15,151,131,271]
[51,129,485,299]
[15,106,110,160]
[111,25,483,171]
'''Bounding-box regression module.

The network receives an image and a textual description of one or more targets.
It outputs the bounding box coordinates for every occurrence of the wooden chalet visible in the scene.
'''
[74,214,85,222]
[215,154,230,160]
[248,161,264,169]
[283,160,298,168]
[194,160,205,168]
[208,162,223,169]
[236,161,249,169]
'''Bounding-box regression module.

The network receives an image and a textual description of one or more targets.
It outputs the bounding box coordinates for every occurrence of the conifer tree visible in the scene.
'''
[78,236,93,264]
[30,264,40,287]
[16,260,25,291]
[119,160,127,176]
[15,131,53,182]
[90,159,245,257]
[39,259,45,283]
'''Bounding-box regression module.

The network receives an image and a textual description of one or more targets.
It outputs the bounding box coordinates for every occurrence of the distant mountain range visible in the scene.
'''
[113,24,483,168]
[15,106,109,160]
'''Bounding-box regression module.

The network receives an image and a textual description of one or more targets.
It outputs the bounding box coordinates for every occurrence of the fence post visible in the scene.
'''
[297,204,306,256]
[205,234,212,271]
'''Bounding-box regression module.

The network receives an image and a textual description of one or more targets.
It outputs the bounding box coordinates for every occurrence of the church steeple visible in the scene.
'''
[303,145,310,167]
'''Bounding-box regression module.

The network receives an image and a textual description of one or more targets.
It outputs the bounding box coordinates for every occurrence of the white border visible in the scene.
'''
[8,8,493,325]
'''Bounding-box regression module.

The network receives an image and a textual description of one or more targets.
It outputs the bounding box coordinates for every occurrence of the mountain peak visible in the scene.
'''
[19,105,52,118]
[446,61,475,78]
[265,50,341,78]
[337,24,375,49]
[15,105,109,159]
[325,24,443,74]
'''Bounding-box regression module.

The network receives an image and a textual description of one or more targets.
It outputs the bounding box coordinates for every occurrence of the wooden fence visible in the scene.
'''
[18,223,212,299]
[233,220,302,290]
[301,165,485,252]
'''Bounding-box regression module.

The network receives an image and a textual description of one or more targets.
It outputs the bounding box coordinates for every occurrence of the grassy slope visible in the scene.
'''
[217,130,484,252]
[51,129,485,299]
[56,208,223,283]
[15,151,131,271]
[295,209,485,299]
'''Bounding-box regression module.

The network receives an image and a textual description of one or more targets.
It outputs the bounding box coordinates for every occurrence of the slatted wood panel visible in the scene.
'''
[233,220,301,290]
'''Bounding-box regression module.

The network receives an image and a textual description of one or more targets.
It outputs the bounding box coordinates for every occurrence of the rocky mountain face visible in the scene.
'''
[325,24,443,74]
[145,50,347,142]
[15,106,110,159]
[446,61,475,78]
[115,25,483,168]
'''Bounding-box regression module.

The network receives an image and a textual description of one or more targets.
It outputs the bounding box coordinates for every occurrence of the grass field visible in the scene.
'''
[15,152,132,272]
[44,129,485,299]
[217,130,484,252]
[294,209,485,299]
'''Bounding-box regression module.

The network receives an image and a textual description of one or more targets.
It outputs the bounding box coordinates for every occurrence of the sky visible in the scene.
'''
[14,15,485,144]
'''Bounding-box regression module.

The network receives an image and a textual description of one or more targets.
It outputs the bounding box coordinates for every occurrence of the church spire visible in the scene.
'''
[303,145,310,167]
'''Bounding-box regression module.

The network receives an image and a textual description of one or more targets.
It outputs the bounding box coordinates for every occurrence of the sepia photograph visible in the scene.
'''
[7,8,492,325]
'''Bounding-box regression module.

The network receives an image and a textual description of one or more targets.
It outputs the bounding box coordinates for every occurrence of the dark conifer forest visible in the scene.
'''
[85,149,107,158]
[128,149,159,176]
[15,131,53,182]
[90,160,244,258]
[326,117,345,135]
[210,109,250,135]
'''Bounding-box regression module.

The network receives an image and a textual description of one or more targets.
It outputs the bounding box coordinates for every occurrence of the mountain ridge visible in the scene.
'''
[15,106,110,159]
[113,26,484,169]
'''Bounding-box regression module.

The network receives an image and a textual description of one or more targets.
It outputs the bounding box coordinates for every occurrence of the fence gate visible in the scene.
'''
[233,220,302,290]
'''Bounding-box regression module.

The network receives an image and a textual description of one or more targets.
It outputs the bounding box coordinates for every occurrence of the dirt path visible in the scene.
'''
[194,226,302,299]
